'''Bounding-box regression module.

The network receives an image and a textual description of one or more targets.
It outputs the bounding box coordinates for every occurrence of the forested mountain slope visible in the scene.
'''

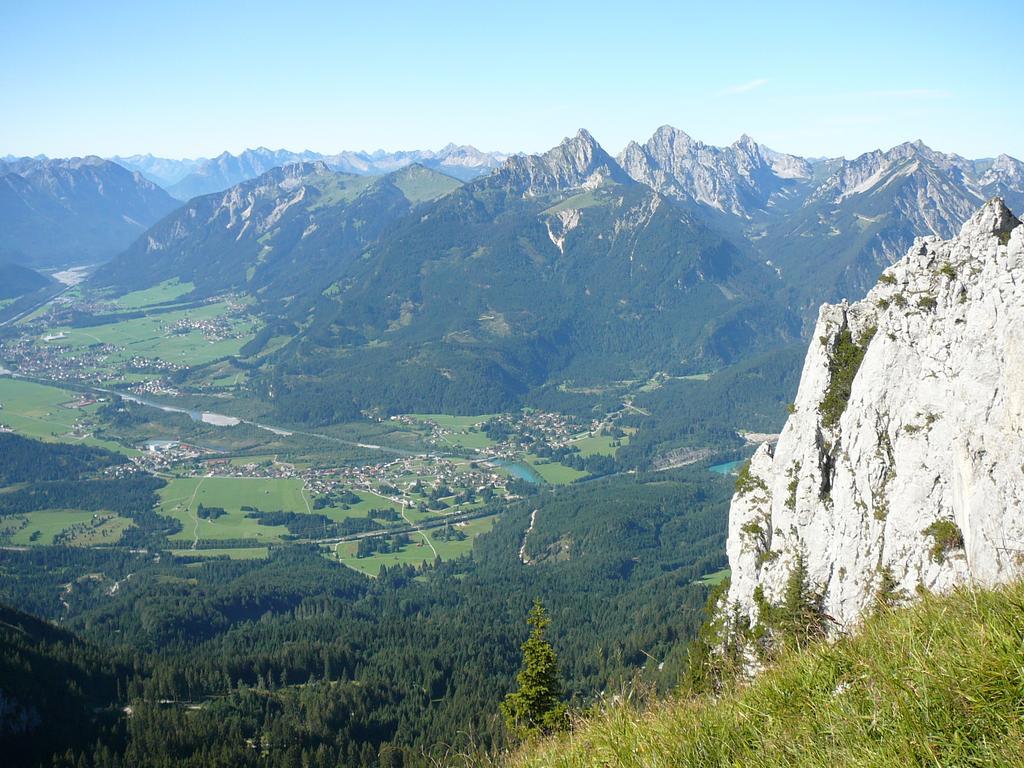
[91,162,462,300]
[0,468,732,767]
[0,156,179,267]
[263,130,799,420]
[0,262,50,300]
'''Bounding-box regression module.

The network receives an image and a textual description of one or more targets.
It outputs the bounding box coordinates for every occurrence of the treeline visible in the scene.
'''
[0,432,126,484]
[0,476,166,518]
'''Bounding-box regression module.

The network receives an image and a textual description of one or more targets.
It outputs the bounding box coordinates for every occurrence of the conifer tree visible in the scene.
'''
[501,599,568,738]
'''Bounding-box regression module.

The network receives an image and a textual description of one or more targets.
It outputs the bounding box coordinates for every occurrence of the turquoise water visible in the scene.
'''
[709,460,743,476]
[489,458,542,484]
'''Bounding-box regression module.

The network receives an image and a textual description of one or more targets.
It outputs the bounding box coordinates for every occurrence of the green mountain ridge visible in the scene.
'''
[92,162,462,301]
[90,132,802,421]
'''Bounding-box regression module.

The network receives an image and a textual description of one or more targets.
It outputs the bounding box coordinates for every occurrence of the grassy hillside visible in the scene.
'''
[507,581,1024,767]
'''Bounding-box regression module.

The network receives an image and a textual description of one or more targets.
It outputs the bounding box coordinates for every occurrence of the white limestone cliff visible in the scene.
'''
[725,198,1024,630]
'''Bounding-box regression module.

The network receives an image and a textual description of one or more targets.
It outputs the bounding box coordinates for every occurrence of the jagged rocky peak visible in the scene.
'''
[725,197,1024,633]
[276,160,333,180]
[500,129,628,196]
[618,125,813,215]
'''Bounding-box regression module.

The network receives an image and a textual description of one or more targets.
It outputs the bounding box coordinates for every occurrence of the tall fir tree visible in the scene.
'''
[501,599,568,738]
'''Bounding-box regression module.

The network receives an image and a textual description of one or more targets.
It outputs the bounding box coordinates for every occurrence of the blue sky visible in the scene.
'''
[3,0,1021,160]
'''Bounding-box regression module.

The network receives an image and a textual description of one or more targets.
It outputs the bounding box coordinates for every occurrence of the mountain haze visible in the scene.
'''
[162,145,508,199]
[0,156,180,268]
[93,162,462,300]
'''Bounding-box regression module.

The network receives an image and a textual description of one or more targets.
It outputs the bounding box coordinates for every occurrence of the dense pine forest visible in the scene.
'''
[0,434,731,766]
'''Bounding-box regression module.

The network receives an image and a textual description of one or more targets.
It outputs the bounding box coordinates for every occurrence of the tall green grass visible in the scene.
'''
[506,582,1024,767]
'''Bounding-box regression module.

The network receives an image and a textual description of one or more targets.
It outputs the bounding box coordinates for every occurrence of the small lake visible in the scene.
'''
[487,458,543,484]
[709,459,744,476]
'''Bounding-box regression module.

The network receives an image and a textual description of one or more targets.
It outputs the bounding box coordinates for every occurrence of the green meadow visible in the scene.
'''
[0,377,132,454]
[157,476,311,543]
[571,432,629,457]
[43,299,258,368]
[525,455,588,484]
[110,278,195,310]
[315,490,406,523]
[335,513,497,576]
[0,509,133,546]
[696,567,731,586]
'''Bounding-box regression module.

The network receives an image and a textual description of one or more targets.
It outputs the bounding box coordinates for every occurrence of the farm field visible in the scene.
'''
[157,476,311,543]
[109,279,195,310]
[572,432,629,457]
[316,490,406,523]
[0,509,133,546]
[42,299,259,368]
[525,455,588,484]
[0,377,132,454]
[335,513,498,576]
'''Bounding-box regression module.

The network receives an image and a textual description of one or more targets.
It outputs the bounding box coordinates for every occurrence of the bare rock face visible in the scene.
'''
[617,126,812,216]
[499,129,629,197]
[726,198,1024,630]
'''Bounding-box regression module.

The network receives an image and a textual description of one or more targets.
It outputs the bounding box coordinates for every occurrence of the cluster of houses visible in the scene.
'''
[165,313,246,344]
[0,337,116,382]
[128,379,182,398]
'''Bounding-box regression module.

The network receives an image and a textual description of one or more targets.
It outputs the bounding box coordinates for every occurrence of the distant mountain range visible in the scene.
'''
[94,131,800,419]
[618,126,1024,309]
[93,128,1024,419]
[114,144,510,199]
[0,156,180,268]
[13,128,1024,418]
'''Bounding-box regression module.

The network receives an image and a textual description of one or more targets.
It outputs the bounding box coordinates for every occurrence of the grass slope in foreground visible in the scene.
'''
[509,582,1024,768]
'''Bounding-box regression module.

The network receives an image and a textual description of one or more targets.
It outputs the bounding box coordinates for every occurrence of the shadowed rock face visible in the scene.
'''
[726,198,1024,630]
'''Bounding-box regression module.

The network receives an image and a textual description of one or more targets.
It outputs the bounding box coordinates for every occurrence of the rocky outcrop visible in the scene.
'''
[618,126,813,216]
[726,198,1024,630]
[499,129,630,197]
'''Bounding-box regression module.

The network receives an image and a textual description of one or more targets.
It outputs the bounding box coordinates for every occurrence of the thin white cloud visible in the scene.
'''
[860,88,953,99]
[720,78,769,96]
